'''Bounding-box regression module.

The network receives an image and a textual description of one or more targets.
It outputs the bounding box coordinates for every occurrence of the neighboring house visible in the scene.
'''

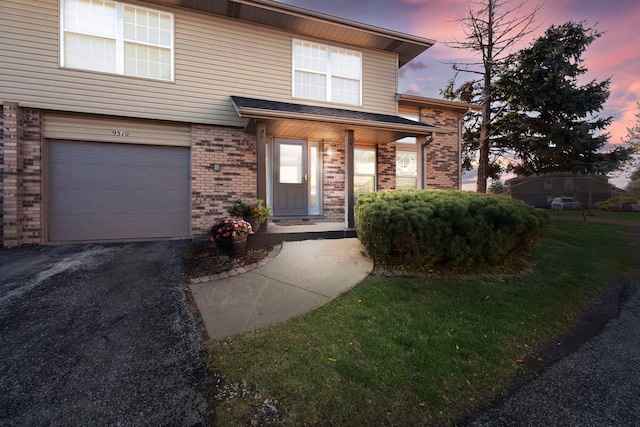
[0,0,478,247]
[506,173,614,208]
[629,169,640,200]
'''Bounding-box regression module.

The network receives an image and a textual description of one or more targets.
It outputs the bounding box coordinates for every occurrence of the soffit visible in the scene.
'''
[231,96,444,144]
[152,0,434,66]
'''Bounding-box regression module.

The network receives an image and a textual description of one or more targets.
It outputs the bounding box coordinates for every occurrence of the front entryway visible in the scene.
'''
[273,139,308,215]
[271,138,323,217]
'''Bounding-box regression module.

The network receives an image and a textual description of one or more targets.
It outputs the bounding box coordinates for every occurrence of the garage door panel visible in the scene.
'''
[49,213,190,241]
[49,140,190,242]
[49,190,189,215]
[50,165,190,192]
[50,142,189,168]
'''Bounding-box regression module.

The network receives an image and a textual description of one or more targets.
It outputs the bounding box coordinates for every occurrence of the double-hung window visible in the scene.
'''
[61,0,174,81]
[396,113,419,189]
[354,148,376,198]
[564,178,574,189]
[396,151,418,189]
[293,39,362,106]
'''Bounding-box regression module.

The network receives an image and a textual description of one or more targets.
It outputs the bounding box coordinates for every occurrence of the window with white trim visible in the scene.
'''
[396,151,417,189]
[396,113,419,189]
[354,148,376,198]
[544,179,553,189]
[564,178,574,189]
[61,0,174,81]
[293,39,362,105]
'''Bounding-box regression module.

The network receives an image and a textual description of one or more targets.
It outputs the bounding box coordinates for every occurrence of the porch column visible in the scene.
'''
[256,121,267,201]
[417,135,426,189]
[344,130,355,228]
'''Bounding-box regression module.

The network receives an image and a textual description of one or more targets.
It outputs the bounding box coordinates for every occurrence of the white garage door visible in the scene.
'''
[48,141,190,242]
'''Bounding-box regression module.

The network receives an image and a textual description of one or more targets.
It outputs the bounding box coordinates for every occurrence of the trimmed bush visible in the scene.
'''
[355,189,548,273]
[596,196,638,212]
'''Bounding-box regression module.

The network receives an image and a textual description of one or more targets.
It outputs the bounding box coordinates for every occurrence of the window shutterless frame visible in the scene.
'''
[60,0,175,81]
[292,39,362,106]
[354,147,376,198]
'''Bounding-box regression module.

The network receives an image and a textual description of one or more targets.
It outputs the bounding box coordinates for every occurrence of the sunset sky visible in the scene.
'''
[279,0,640,188]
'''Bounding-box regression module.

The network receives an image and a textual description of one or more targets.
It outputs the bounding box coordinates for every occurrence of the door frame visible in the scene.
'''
[270,138,323,217]
[273,138,308,216]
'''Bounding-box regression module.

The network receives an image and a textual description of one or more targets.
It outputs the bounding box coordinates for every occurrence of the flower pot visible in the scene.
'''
[214,235,248,257]
[246,217,266,233]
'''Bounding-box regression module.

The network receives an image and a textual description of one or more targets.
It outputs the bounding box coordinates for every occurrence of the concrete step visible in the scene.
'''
[248,227,357,247]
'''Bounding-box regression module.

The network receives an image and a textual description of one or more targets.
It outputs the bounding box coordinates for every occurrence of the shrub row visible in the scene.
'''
[355,190,548,273]
[596,196,638,212]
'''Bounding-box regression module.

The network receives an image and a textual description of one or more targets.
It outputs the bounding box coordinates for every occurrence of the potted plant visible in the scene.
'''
[208,217,254,257]
[227,198,273,232]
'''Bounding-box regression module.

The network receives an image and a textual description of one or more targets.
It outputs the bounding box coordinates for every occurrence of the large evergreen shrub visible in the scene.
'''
[355,190,548,272]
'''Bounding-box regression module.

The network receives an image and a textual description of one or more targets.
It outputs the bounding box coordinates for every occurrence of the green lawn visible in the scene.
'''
[547,209,640,220]
[203,219,632,426]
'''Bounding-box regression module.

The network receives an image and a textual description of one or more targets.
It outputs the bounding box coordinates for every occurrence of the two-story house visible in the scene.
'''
[0,0,477,247]
[506,173,614,208]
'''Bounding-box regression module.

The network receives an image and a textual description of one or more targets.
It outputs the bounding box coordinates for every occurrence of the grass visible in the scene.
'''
[203,219,632,426]
[547,209,640,220]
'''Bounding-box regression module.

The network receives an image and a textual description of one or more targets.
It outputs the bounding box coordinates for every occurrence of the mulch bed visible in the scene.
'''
[183,241,273,281]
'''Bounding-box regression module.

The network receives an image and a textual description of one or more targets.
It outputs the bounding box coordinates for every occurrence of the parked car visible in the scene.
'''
[550,197,581,210]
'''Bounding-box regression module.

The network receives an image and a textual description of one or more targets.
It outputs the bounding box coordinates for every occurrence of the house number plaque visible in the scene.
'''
[112,130,130,137]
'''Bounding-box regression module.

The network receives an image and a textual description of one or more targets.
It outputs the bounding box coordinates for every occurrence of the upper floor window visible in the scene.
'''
[544,179,553,190]
[564,178,574,189]
[293,40,362,106]
[61,0,174,81]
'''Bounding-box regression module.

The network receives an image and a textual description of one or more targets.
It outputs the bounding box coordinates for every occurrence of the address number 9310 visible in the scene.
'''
[112,130,130,137]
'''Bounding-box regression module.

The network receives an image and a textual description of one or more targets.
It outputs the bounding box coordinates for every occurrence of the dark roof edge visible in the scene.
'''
[230,96,447,134]
[397,93,482,112]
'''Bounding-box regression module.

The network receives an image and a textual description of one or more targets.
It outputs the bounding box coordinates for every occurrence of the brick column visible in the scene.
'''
[2,103,19,247]
[377,140,396,190]
[2,103,43,247]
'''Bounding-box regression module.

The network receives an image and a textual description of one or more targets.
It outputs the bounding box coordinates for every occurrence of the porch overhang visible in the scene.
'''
[230,96,444,144]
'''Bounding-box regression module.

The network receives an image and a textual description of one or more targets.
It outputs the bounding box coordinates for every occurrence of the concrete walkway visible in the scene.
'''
[189,238,373,340]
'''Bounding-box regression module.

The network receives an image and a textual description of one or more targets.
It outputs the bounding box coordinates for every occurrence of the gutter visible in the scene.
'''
[235,106,446,135]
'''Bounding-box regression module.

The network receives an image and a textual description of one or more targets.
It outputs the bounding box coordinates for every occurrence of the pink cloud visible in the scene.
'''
[282,0,640,179]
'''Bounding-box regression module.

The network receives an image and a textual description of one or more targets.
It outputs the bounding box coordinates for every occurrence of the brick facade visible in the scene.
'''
[377,141,397,191]
[1,103,43,247]
[0,105,3,241]
[0,103,465,246]
[421,107,461,189]
[320,139,345,222]
[190,125,257,236]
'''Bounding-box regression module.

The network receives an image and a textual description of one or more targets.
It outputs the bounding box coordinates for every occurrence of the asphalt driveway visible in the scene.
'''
[465,225,640,426]
[0,241,205,426]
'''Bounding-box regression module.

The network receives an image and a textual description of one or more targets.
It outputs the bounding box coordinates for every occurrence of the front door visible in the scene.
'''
[274,138,308,216]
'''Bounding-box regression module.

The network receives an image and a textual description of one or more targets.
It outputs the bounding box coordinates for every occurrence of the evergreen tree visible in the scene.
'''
[488,179,506,194]
[493,22,634,176]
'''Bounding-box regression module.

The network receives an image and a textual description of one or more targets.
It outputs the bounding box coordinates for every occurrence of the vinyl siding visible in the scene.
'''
[43,112,192,147]
[0,0,399,126]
